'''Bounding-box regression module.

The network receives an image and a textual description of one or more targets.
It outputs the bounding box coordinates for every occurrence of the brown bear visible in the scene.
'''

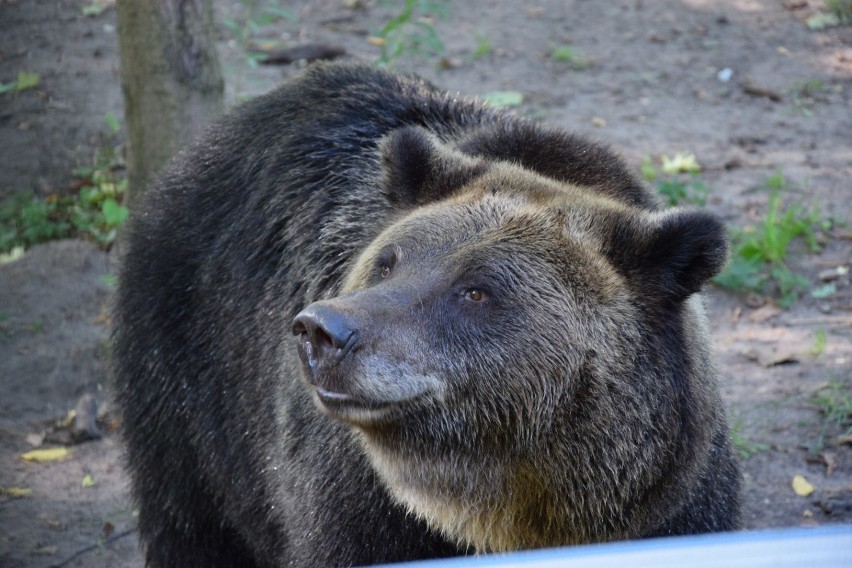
[114,62,741,568]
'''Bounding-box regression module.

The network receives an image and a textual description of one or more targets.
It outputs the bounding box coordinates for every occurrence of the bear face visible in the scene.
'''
[292,127,729,551]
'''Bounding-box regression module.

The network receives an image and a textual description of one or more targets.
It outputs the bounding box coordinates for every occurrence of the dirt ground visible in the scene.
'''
[1,0,850,566]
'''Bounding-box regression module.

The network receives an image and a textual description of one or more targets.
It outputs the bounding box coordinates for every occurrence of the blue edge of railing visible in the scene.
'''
[375,524,852,568]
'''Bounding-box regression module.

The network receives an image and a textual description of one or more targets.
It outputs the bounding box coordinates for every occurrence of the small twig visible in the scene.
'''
[741,83,783,102]
[50,527,137,568]
[253,43,346,65]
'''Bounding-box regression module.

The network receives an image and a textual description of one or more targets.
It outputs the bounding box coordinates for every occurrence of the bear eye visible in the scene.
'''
[464,289,486,302]
[376,248,397,280]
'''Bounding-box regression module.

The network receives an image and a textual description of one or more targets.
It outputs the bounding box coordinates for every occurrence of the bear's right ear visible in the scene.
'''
[607,208,729,303]
[380,126,489,207]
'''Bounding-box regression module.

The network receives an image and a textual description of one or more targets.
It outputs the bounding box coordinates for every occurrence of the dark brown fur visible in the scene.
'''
[114,62,740,568]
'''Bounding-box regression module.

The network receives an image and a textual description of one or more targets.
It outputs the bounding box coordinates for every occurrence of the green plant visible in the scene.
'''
[792,80,826,117]
[550,45,589,69]
[374,0,450,66]
[640,156,657,182]
[0,193,70,251]
[807,0,852,28]
[730,419,769,460]
[826,0,852,22]
[472,33,491,58]
[100,274,118,289]
[658,178,710,207]
[482,91,524,108]
[0,115,128,253]
[0,71,39,95]
[810,329,827,356]
[764,170,785,192]
[809,380,852,453]
[714,173,828,307]
[641,155,709,207]
[81,3,109,16]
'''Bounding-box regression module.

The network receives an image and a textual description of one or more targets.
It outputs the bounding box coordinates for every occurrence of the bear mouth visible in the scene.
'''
[311,385,424,425]
[314,385,392,412]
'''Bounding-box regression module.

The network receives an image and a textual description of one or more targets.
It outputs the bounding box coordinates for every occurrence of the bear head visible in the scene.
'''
[291,125,728,550]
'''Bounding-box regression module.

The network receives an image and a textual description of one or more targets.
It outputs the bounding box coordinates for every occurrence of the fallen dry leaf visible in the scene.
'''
[101,521,115,540]
[806,451,837,476]
[58,409,76,429]
[835,433,852,446]
[41,517,64,529]
[25,432,45,447]
[21,447,70,463]
[792,474,815,497]
[33,545,58,556]
[747,304,782,323]
[730,306,742,323]
[823,452,837,477]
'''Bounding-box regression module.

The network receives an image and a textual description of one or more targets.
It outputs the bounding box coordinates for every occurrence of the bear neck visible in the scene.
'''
[358,427,622,552]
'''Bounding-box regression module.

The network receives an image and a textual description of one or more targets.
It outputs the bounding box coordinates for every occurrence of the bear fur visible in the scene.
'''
[114,62,741,567]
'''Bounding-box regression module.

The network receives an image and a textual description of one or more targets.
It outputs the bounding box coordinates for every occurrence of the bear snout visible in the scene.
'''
[292,303,359,376]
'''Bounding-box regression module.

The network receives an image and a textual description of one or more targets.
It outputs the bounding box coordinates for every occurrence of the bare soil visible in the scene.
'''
[1,1,850,566]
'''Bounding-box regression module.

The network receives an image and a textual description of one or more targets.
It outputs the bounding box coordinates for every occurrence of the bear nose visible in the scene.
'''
[292,304,358,369]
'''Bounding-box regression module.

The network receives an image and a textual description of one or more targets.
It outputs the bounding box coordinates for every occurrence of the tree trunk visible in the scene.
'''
[117,0,224,207]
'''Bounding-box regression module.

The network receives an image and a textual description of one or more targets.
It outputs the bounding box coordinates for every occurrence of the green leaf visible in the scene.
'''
[482,91,524,108]
[807,12,841,30]
[810,329,827,356]
[0,246,25,265]
[1,71,39,95]
[640,156,657,182]
[104,112,120,134]
[714,254,764,292]
[811,283,837,299]
[552,46,575,62]
[101,198,128,228]
[82,4,107,16]
[100,274,118,289]
[657,179,687,206]
[16,71,39,91]
[72,165,94,178]
[473,34,491,58]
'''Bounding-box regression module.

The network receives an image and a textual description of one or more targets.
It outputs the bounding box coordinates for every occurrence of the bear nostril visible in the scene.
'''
[292,305,358,369]
[291,319,308,337]
[314,327,335,355]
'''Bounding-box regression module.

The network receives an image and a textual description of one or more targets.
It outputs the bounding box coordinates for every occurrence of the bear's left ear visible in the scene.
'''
[379,126,489,207]
[610,209,728,302]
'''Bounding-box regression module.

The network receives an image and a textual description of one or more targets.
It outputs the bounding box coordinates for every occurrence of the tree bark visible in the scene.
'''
[117,0,224,207]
